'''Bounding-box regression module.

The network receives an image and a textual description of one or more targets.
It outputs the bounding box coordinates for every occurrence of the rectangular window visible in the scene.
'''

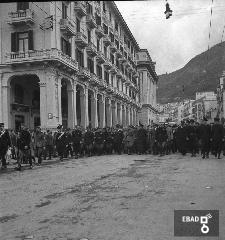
[61,37,71,56]
[87,29,91,43]
[103,1,106,13]
[76,48,84,67]
[97,38,100,51]
[104,71,109,84]
[115,39,119,49]
[115,21,118,31]
[110,53,114,64]
[62,2,67,19]
[111,75,114,86]
[97,64,102,78]
[127,41,130,49]
[120,46,123,53]
[103,24,108,34]
[17,2,29,10]
[104,45,107,58]
[117,79,119,89]
[11,30,33,52]
[95,14,101,26]
[76,18,80,32]
[109,32,114,42]
[87,57,94,73]
[109,12,112,22]
[86,2,93,15]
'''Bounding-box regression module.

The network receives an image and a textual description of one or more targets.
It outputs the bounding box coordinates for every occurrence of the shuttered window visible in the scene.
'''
[17,2,29,10]
[87,57,94,73]
[76,48,84,67]
[11,30,33,52]
[61,37,71,56]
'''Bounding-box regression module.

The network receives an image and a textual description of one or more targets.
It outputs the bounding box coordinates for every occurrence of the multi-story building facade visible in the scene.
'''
[136,49,158,125]
[0,1,158,130]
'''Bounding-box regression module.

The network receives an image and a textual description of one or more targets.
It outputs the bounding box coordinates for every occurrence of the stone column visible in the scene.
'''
[127,106,130,126]
[0,74,2,123]
[73,82,77,126]
[81,86,88,129]
[112,100,118,126]
[57,78,62,125]
[91,90,98,128]
[106,98,112,127]
[39,82,47,128]
[2,85,10,129]
[67,89,74,128]
[122,105,126,127]
[99,94,105,128]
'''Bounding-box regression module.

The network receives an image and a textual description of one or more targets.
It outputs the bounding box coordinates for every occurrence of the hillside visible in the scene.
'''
[157,41,225,104]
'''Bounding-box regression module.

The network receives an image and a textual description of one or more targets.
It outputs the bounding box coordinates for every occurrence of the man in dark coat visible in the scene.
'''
[0,123,11,170]
[113,125,124,154]
[16,126,32,170]
[84,127,94,157]
[176,120,189,155]
[187,119,198,157]
[94,128,105,156]
[155,124,168,156]
[198,117,211,159]
[72,126,82,158]
[211,117,224,159]
[135,123,147,154]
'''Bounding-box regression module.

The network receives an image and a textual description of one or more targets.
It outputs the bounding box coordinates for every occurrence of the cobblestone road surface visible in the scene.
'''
[1,154,225,240]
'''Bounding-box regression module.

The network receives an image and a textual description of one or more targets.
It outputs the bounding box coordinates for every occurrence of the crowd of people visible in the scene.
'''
[0,116,224,171]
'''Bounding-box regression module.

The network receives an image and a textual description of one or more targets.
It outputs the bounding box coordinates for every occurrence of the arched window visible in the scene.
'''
[14,84,24,104]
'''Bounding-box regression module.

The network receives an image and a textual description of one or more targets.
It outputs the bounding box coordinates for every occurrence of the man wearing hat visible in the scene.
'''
[0,123,11,170]
[198,117,211,158]
[211,117,224,159]
[113,124,124,154]
[187,119,198,157]
[71,126,82,159]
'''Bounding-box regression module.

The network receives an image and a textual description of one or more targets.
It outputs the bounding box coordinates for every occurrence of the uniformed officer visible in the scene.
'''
[0,123,11,170]
[188,119,198,157]
[135,123,147,154]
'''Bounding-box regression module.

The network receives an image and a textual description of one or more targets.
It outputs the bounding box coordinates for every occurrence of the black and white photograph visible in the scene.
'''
[0,0,225,239]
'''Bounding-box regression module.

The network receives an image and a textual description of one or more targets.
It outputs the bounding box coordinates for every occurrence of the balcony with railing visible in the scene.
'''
[60,18,76,37]
[86,14,97,29]
[103,35,111,46]
[90,73,101,86]
[106,84,114,93]
[8,9,34,26]
[99,79,107,90]
[95,25,104,38]
[74,32,88,48]
[5,48,79,72]
[74,1,87,17]
[116,49,123,58]
[86,42,97,57]
[110,42,117,53]
[119,55,126,64]
[96,51,106,64]
[77,66,91,80]
[103,57,112,70]
[110,64,118,75]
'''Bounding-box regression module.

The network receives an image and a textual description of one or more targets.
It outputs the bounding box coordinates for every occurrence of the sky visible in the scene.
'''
[115,0,225,75]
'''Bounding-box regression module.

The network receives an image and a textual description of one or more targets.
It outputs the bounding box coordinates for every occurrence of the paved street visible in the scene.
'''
[0,154,225,240]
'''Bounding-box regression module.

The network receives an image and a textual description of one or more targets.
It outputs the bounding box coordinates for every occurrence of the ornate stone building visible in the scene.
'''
[0,1,158,130]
